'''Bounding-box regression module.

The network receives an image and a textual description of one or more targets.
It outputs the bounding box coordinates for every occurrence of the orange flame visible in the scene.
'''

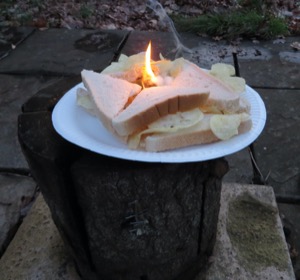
[144,42,157,85]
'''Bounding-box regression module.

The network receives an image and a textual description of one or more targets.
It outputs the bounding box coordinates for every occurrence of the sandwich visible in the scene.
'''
[171,60,248,114]
[80,70,142,134]
[77,53,252,152]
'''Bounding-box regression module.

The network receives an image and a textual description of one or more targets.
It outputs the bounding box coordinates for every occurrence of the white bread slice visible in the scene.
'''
[112,86,209,136]
[144,115,252,152]
[171,61,240,113]
[81,70,141,133]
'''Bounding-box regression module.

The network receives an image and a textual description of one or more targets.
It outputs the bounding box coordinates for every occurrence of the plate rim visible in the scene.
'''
[52,82,266,163]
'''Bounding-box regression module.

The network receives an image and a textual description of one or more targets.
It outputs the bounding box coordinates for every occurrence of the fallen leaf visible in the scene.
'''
[290,41,300,50]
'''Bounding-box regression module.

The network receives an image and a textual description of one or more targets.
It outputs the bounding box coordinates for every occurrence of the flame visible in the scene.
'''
[144,42,157,85]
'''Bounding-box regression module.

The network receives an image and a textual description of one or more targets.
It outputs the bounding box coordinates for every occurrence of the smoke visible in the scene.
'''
[146,0,193,58]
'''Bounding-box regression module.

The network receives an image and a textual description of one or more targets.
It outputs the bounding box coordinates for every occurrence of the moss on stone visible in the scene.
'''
[227,192,289,272]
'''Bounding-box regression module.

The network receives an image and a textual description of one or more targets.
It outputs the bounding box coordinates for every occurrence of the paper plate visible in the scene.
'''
[52,83,266,163]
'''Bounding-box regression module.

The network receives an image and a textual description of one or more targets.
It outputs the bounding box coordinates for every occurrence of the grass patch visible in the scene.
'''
[173,10,289,40]
[80,4,93,19]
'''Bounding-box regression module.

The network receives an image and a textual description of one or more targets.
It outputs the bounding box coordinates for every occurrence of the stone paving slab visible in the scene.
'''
[123,32,299,88]
[223,148,253,184]
[192,35,300,89]
[238,37,300,89]
[0,194,79,280]
[0,28,129,75]
[252,88,300,195]
[204,183,295,280]
[0,173,36,256]
[0,74,60,169]
[22,75,81,112]
[278,203,300,277]
[0,27,35,60]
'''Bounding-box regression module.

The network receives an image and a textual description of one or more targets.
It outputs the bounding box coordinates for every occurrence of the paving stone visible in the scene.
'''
[223,148,253,184]
[179,33,238,68]
[203,183,295,280]
[173,33,300,89]
[0,194,80,280]
[0,74,60,169]
[278,203,300,277]
[252,89,300,195]
[237,37,300,88]
[0,28,129,75]
[22,75,81,113]
[0,27,35,60]
[0,173,36,256]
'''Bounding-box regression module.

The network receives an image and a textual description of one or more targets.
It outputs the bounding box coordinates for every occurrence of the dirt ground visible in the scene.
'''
[0,0,299,34]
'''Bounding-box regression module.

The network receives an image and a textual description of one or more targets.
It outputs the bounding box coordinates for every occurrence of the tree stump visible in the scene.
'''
[18,78,228,280]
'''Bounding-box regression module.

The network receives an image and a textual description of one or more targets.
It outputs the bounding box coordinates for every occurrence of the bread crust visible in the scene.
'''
[81,70,141,133]
[144,117,252,152]
[172,61,241,113]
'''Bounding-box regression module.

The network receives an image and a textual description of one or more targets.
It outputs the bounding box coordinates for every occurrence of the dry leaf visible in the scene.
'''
[290,41,300,50]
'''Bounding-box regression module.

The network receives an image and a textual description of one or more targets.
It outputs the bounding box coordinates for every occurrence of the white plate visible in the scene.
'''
[52,83,266,163]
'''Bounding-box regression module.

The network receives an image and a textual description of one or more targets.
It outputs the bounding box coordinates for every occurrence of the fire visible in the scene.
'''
[143,41,157,87]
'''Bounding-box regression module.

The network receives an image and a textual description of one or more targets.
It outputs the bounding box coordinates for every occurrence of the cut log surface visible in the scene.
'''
[18,77,228,280]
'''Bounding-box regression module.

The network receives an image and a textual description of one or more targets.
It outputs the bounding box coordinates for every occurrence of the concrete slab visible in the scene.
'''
[0,28,129,75]
[178,33,300,89]
[252,88,300,195]
[180,33,239,68]
[204,183,295,280]
[278,203,300,277]
[22,75,81,113]
[226,37,298,89]
[0,194,79,280]
[0,173,36,256]
[223,148,253,184]
[0,27,35,60]
[0,74,60,169]
[238,37,300,89]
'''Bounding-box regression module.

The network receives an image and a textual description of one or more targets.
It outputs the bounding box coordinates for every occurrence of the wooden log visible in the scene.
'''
[71,155,227,280]
[18,112,98,280]
[18,79,228,280]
